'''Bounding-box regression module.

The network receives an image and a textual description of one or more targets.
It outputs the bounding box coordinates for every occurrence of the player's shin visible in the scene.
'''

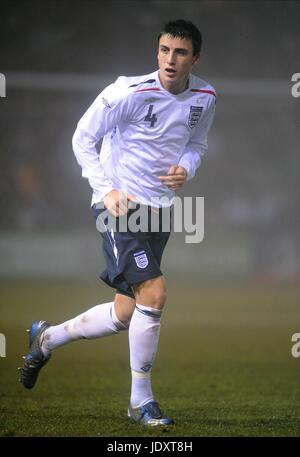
[128,304,162,407]
[40,302,128,356]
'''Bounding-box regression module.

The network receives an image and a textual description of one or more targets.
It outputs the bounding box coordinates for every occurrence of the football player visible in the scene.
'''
[20,19,216,427]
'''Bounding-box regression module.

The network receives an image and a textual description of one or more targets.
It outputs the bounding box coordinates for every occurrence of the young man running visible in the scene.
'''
[20,19,216,427]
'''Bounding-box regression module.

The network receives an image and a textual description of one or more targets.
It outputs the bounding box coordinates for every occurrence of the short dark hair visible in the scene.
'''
[158,19,202,56]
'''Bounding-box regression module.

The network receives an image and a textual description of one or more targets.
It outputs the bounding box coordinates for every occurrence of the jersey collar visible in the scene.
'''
[155,70,192,98]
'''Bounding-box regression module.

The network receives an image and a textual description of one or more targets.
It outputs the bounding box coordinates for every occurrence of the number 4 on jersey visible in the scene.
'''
[144,105,157,127]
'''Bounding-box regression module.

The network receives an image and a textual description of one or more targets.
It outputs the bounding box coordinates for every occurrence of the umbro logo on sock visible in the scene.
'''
[141,364,152,372]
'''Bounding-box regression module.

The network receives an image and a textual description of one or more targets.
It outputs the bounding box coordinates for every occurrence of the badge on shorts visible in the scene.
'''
[188,106,203,129]
[134,250,149,269]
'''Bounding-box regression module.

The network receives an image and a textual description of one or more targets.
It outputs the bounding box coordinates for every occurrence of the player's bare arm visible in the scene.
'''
[159,165,187,191]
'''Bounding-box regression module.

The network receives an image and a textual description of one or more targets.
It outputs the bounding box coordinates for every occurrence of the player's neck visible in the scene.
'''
[158,73,189,95]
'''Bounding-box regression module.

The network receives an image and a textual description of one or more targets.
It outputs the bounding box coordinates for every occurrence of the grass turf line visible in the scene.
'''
[0,280,299,436]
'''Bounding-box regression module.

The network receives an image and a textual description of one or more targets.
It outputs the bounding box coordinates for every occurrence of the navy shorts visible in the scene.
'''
[92,204,172,299]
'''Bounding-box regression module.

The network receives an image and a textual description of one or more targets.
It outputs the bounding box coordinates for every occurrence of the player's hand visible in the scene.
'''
[159,165,188,191]
[104,189,137,217]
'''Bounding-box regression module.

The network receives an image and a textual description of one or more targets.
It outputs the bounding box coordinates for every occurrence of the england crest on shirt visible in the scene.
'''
[188,106,203,129]
[134,250,149,269]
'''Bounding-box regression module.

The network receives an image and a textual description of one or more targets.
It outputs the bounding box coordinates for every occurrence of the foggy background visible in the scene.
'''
[0,0,299,283]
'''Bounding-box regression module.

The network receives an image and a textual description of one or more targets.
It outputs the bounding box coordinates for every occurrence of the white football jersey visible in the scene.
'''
[72,70,216,207]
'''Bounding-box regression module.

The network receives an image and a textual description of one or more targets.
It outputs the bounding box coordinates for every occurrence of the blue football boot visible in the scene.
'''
[128,401,175,427]
[19,320,51,389]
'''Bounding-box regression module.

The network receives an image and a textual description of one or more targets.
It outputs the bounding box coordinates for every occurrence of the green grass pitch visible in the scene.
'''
[0,280,299,437]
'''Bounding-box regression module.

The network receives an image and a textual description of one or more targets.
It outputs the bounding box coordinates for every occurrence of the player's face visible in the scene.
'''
[158,34,199,94]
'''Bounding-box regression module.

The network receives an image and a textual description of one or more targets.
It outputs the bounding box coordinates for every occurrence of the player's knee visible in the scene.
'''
[114,294,136,327]
[149,288,167,309]
[134,277,167,310]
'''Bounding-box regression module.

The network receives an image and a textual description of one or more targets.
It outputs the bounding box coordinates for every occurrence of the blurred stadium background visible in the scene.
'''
[0,0,299,282]
[0,0,300,437]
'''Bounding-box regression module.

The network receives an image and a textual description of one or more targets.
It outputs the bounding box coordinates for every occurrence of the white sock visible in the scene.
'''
[130,370,154,408]
[129,304,162,407]
[40,302,127,356]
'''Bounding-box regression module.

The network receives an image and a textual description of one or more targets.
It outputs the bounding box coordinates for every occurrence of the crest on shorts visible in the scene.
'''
[188,106,203,129]
[134,250,149,269]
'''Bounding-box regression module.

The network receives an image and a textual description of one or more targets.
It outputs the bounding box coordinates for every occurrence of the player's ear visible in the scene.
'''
[157,45,161,60]
[192,53,200,65]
